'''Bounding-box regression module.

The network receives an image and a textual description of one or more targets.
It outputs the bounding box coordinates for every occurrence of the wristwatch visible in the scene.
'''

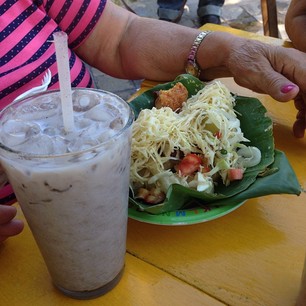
[185,31,211,78]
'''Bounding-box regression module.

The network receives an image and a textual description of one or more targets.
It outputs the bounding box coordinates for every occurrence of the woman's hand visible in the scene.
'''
[205,34,306,138]
[293,93,306,138]
[0,205,24,242]
[0,164,23,242]
[224,38,304,100]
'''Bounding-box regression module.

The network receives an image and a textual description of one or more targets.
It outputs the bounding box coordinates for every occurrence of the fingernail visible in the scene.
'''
[281,84,296,94]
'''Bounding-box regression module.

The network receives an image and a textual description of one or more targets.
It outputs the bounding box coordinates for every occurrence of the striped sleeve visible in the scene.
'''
[41,0,106,49]
[0,0,107,107]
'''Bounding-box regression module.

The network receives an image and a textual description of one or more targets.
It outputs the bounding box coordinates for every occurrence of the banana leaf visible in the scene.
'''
[129,75,301,214]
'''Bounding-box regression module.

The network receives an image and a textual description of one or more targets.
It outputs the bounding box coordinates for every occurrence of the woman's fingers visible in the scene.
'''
[0,219,24,237]
[0,205,24,242]
[228,39,306,100]
[293,93,306,138]
[293,94,306,138]
[228,39,306,138]
[293,118,306,138]
[0,205,17,224]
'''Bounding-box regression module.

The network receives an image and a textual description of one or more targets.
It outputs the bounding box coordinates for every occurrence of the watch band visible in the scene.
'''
[185,31,211,78]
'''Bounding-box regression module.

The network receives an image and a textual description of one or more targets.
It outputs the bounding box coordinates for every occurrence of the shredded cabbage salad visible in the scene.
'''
[130,81,261,198]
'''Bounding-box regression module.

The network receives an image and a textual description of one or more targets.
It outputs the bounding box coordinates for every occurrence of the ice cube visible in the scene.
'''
[41,127,69,154]
[74,117,92,129]
[101,100,120,117]
[79,121,101,139]
[0,119,41,147]
[52,136,68,155]
[72,91,100,112]
[14,134,55,155]
[43,126,61,136]
[97,130,116,143]
[67,136,100,153]
[109,117,124,131]
[17,96,59,121]
[84,104,114,122]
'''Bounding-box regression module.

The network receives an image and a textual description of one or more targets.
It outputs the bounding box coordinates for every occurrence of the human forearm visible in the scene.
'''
[77,2,304,101]
[76,1,306,138]
[118,18,202,81]
[119,22,239,82]
[76,1,231,81]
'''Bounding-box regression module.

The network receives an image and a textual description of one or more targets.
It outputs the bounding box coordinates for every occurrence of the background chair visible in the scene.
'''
[261,0,279,38]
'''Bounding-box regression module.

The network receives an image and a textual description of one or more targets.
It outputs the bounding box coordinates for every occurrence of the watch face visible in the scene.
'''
[185,61,199,77]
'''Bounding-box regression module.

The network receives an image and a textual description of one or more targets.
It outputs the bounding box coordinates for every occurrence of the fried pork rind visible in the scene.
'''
[155,82,188,111]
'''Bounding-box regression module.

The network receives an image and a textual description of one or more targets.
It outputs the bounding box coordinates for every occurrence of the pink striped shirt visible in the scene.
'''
[0,0,107,108]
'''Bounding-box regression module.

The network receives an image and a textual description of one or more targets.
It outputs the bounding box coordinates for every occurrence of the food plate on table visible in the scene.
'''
[128,200,246,226]
[128,74,301,225]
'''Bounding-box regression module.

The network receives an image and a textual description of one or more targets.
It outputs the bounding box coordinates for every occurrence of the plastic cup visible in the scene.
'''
[0,88,134,299]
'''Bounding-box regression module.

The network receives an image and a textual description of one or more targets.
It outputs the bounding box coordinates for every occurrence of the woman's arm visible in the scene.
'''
[76,1,306,137]
[76,2,306,98]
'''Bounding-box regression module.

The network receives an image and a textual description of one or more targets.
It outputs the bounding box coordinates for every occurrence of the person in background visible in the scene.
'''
[0,204,23,243]
[0,173,23,242]
[285,0,306,52]
[284,0,306,140]
[1,0,306,242]
[157,0,224,24]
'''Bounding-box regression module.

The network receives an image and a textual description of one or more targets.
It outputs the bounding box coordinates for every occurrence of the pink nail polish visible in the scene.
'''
[281,85,296,94]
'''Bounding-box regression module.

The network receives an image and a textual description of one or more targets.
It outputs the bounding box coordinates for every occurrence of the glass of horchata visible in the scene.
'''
[0,88,134,299]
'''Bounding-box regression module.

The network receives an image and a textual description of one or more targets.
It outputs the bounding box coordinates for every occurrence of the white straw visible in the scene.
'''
[53,31,74,132]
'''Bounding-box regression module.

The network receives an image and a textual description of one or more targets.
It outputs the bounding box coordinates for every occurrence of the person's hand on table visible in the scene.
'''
[0,166,23,243]
[293,93,306,138]
[285,0,306,53]
[0,205,24,243]
[198,33,306,138]
[283,0,306,138]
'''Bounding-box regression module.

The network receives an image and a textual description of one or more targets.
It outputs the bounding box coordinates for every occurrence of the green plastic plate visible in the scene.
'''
[128,201,245,226]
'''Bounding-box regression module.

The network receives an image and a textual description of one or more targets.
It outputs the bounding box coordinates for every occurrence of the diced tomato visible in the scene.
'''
[176,153,202,176]
[201,165,211,173]
[227,168,244,181]
[214,131,222,139]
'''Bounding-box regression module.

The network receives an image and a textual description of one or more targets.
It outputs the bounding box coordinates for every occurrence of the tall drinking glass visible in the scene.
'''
[0,88,134,299]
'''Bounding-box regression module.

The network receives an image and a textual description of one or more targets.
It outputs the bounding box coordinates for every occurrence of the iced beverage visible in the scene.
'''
[0,89,134,299]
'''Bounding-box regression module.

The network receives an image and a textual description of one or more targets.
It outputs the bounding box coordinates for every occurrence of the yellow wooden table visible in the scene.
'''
[1,24,306,306]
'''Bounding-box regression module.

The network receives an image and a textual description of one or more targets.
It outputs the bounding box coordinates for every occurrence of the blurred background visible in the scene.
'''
[113,0,290,38]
